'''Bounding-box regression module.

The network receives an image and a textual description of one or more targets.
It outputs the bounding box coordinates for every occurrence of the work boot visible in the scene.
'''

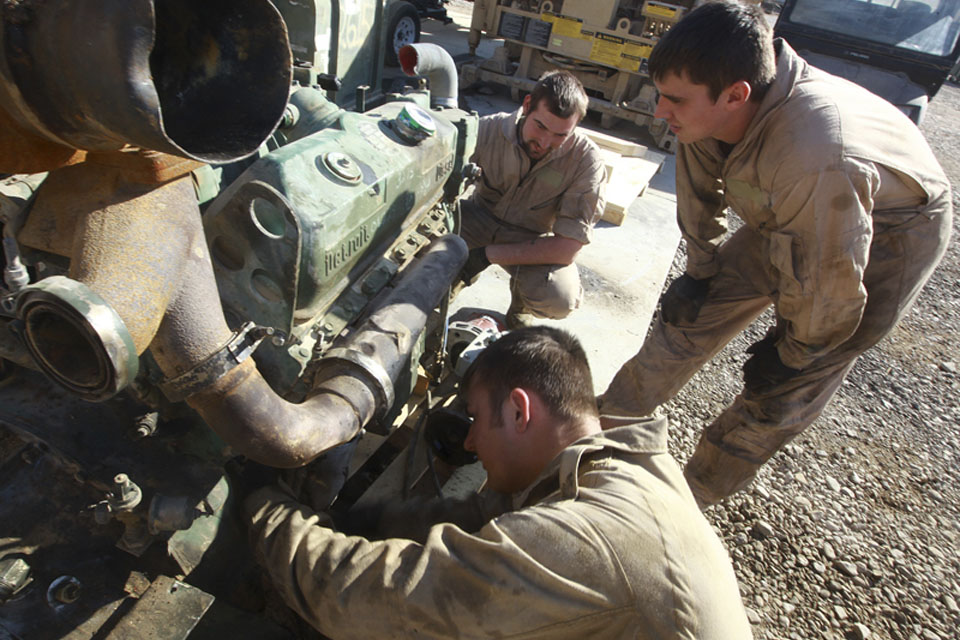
[684,435,763,509]
[505,297,537,330]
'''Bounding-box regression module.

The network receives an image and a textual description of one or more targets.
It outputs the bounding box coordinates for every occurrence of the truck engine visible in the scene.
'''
[0,1,478,636]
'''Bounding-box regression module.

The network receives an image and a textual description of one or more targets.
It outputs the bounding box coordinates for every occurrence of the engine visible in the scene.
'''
[0,1,478,636]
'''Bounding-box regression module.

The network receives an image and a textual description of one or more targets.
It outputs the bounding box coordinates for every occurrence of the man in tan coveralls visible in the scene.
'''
[246,327,752,639]
[599,1,953,506]
[459,70,607,328]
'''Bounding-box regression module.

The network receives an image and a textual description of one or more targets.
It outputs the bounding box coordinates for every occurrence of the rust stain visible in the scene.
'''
[85,148,204,184]
[0,106,87,173]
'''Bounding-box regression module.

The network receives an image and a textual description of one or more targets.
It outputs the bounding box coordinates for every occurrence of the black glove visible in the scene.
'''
[458,247,490,287]
[742,336,801,393]
[660,274,711,325]
[225,459,279,509]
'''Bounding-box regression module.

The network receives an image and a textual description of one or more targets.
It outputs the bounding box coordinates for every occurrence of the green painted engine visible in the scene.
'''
[202,88,477,395]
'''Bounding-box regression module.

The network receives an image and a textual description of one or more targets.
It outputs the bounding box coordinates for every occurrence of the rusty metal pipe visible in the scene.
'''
[12,163,202,400]
[176,235,468,467]
[0,0,292,172]
[14,160,467,465]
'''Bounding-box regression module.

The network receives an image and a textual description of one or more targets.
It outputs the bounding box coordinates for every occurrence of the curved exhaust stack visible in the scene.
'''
[0,0,292,173]
[399,43,459,109]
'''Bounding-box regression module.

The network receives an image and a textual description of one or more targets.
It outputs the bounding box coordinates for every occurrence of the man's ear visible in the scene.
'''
[507,388,532,433]
[521,94,532,115]
[722,80,752,111]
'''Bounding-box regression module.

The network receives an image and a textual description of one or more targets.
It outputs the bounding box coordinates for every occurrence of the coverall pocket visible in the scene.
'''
[768,231,806,310]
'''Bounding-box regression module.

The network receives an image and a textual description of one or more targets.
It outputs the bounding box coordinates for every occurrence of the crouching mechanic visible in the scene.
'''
[459,70,606,328]
[599,1,952,506]
[246,326,752,639]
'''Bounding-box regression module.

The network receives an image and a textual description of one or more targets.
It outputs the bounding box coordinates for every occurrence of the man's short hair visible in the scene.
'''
[461,326,599,424]
[528,70,589,121]
[649,0,776,103]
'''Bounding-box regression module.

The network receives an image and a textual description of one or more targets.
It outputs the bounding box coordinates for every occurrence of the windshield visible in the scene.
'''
[788,0,960,57]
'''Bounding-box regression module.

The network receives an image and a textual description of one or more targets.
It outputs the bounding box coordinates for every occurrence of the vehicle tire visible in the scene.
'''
[385,3,421,67]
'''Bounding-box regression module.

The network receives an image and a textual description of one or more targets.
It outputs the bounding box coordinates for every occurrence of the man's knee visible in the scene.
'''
[526,293,579,319]
[513,264,582,319]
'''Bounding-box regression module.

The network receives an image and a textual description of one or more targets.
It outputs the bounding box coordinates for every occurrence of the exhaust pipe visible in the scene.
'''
[13,154,468,465]
[179,235,468,467]
[0,0,292,173]
[399,43,459,109]
[13,162,211,400]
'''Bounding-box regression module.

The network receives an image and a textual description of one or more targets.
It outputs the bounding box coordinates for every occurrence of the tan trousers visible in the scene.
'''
[601,199,952,505]
[459,199,582,319]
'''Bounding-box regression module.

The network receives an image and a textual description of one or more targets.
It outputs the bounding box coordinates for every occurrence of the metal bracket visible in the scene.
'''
[159,321,274,402]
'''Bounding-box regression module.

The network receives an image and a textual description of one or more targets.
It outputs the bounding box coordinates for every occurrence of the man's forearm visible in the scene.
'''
[485,235,584,266]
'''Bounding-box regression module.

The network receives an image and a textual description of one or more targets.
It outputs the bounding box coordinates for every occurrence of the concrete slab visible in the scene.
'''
[396,1,682,393]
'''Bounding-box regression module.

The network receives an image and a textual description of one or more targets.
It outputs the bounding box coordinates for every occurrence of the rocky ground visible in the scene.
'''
[657,87,960,639]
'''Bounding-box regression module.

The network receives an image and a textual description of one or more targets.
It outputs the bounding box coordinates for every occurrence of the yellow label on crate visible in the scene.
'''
[619,41,650,71]
[540,12,555,23]
[618,54,641,72]
[623,42,653,60]
[552,15,586,39]
[645,2,678,19]
[590,32,625,67]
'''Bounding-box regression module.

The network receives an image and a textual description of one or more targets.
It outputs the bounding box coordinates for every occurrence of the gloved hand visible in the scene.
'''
[660,274,711,325]
[458,247,490,287]
[742,336,801,393]
[225,458,280,513]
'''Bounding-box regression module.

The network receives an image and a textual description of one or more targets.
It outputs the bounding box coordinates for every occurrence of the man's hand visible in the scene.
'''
[226,459,279,507]
[660,274,711,325]
[459,247,490,286]
[742,336,801,393]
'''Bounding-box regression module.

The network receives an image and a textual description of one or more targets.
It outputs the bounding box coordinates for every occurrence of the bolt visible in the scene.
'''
[133,412,158,439]
[113,474,133,500]
[109,473,142,511]
[51,577,81,604]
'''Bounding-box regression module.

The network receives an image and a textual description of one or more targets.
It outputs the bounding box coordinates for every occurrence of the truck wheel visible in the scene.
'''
[386,3,420,67]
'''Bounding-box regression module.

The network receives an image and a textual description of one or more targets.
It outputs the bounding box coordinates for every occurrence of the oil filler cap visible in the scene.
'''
[394,103,436,143]
[322,152,363,184]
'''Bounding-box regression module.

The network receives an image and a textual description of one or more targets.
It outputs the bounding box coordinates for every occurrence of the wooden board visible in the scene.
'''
[579,128,649,158]
[601,150,667,225]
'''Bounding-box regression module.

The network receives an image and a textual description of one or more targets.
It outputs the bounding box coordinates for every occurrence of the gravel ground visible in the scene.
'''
[657,85,960,639]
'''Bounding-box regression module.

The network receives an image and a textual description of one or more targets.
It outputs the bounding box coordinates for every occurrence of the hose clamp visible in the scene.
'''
[159,321,274,402]
[316,347,395,418]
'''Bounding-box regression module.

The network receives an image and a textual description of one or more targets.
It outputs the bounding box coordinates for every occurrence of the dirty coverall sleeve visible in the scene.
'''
[551,145,607,245]
[675,143,729,280]
[765,159,877,369]
[354,492,511,543]
[247,487,618,639]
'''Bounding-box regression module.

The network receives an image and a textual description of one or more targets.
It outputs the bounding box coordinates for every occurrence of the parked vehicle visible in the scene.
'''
[385,0,452,66]
[774,0,960,124]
